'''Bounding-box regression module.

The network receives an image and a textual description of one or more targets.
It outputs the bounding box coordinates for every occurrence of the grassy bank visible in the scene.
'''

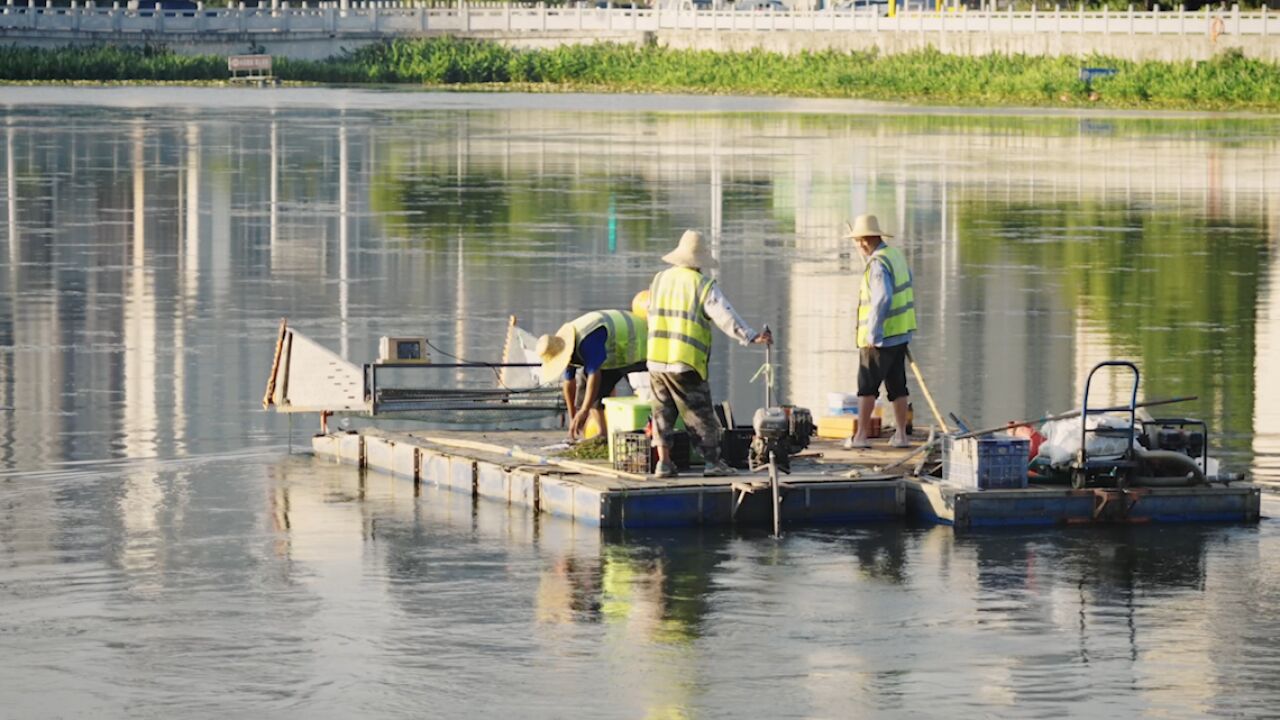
[3,40,1280,110]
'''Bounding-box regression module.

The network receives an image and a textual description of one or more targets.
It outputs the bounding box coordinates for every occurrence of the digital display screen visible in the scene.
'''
[396,341,422,360]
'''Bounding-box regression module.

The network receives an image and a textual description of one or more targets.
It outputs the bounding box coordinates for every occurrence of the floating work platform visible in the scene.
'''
[310,428,1262,530]
[312,428,907,528]
[906,477,1262,530]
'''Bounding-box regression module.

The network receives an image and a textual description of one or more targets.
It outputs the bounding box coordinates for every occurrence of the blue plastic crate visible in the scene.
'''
[942,435,1030,490]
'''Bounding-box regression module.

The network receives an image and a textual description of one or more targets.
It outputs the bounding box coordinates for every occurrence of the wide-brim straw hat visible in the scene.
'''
[536,323,577,384]
[843,214,893,240]
[661,229,718,270]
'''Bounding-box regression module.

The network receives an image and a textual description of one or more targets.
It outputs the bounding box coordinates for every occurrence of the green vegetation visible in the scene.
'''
[0,44,225,81]
[956,199,1268,454]
[5,40,1280,110]
[368,148,684,258]
[558,436,610,460]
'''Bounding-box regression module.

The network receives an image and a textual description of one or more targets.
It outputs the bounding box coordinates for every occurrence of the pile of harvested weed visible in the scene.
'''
[557,436,609,461]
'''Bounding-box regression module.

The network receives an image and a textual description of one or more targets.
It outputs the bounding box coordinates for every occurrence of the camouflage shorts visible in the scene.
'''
[649,370,721,464]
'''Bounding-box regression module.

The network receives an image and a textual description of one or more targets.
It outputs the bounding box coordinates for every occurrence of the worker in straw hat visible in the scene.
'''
[845,214,916,450]
[647,229,772,479]
[536,303,649,441]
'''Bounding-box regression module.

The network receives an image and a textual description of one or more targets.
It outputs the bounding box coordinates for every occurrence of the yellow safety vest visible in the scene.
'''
[647,267,715,379]
[570,309,647,370]
[857,244,916,348]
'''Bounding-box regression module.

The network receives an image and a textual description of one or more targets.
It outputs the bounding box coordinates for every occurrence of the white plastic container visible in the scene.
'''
[827,392,859,416]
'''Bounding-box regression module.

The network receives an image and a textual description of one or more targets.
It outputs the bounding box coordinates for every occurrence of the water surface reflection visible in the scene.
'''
[260,456,1280,718]
[1,97,1277,480]
[2,427,1278,717]
[2,91,1279,717]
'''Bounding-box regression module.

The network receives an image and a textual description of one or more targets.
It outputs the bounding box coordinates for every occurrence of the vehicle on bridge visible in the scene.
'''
[832,0,890,14]
[735,0,790,10]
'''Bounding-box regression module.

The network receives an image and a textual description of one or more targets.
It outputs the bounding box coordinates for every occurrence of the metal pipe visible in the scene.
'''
[764,324,772,409]
[769,450,780,537]
[954,395,1198,440]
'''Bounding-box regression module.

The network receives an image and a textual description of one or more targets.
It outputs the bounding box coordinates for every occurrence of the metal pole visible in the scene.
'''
[769,450,780,537]
[764,324,772,409]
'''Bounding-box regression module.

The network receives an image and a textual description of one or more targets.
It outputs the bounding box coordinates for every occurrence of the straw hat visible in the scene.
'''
[661,229,718,270]
[631,289,651,318]
[535,323,577,384]
[843,214,893,240]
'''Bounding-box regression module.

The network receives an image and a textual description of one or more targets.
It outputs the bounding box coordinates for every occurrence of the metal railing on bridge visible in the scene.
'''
[0,0,1272,37]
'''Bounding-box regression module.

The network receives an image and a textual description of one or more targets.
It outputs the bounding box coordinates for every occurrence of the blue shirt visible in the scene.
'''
[563,327,609,381]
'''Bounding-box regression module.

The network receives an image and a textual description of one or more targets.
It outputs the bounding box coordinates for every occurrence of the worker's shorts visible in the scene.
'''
[589,362,647,408]
[858,344,910,401]
[649,370,721,463]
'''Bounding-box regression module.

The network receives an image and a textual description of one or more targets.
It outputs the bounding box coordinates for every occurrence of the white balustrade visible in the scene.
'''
[0,2,1267,38]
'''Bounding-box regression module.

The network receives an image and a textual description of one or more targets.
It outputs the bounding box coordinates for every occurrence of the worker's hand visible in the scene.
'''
[754,328,773,346]
[569,411,590,439]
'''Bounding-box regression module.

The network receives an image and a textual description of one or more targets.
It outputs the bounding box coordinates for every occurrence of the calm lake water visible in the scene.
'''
[2,88,1279,718]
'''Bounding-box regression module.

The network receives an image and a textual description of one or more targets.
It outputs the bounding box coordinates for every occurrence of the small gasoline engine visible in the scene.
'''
[750,406,815,473]
[745,326,815,473]
[1138,418,1206,462]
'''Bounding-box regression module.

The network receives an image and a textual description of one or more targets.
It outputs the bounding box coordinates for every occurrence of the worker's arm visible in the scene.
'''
[570,371,604,439]
[567,328,609,438]
[561,370,578,424]
[703,283,761,345]
[865,259,893,347]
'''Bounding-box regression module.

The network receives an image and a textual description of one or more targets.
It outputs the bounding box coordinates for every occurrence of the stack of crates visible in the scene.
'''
[603,397,654,463]
[942,434,1030,490]
[603,397,689,463]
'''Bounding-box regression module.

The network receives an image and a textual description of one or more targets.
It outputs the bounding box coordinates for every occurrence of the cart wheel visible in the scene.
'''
[1071,470,1086,490]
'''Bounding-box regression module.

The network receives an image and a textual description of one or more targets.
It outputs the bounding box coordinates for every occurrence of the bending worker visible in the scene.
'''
[647,230,772,479]
[846,214,916,450]
[537,304,648,441]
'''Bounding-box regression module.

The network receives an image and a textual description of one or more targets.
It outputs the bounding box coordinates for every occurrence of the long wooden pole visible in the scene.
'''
[417,435,651,483]
[906,348,950,433]
[953,395,1198,440]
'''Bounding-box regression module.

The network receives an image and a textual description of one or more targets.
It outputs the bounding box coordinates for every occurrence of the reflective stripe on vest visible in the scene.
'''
[856,245,917,348]
[569,309,647,370]
[646,267,715,378]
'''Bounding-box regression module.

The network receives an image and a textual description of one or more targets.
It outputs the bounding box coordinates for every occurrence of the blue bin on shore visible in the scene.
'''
[1079,67,1118,84]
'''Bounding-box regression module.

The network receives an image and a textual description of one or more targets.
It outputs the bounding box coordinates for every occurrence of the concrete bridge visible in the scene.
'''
[0,1,1276,60]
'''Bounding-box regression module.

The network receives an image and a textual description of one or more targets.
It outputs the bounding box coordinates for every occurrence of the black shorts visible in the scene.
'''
[591,362,647,408]
[857,344,910,401]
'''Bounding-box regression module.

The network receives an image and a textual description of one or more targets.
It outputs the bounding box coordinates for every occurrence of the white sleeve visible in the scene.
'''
[703,283,759,346]
[865,260,892,347]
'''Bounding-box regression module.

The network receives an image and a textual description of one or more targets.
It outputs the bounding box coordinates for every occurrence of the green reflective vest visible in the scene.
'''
[857,244,917,348]
[646,267,715,379]
[569,309,647,370]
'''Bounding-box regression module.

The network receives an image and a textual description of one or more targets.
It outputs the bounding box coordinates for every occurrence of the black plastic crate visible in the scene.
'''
[613,431,691,474]
[721,428,754,469]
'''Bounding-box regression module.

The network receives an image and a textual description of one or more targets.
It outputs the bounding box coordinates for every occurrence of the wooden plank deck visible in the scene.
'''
[398,428,917,485]
[312,427,1262,530]
[313,428,919,528]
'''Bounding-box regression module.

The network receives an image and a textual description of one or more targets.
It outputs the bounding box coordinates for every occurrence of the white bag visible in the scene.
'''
[1036,414,1134,467]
